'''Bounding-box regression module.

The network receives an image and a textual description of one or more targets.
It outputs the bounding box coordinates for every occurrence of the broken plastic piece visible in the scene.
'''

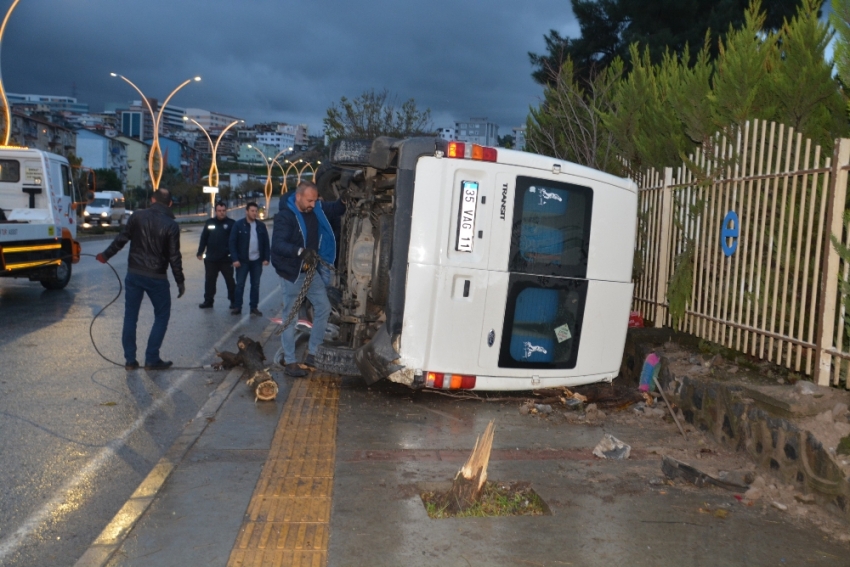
[639,353,661,392]
[592,434,631,459]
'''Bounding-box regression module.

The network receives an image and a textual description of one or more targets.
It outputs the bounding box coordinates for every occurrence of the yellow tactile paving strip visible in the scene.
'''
[227,374,340,567]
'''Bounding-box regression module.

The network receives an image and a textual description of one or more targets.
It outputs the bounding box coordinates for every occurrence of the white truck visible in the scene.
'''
[313,137,637,391]
[0,147,82,290]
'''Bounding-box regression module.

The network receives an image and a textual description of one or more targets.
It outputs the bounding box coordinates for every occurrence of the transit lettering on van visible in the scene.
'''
[499,182,508,220]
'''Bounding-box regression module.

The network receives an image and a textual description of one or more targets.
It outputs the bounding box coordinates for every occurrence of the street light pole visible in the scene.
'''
[247,144,289,213]
[184,116,243,216]
[0,0,21,146]
[111,73,201,190]
[282,159,321,191]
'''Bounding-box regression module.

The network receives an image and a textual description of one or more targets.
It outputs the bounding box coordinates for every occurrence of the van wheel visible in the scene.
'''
[315,342,361,376]
[41,259,71,290]
[370,214,393,306]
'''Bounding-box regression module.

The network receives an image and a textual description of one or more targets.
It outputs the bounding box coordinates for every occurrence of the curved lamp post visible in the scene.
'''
[247,144,288,213]
[0,0,21,146]
[110,73,200,190]
[184,116,243,216]
[281,159,321,192]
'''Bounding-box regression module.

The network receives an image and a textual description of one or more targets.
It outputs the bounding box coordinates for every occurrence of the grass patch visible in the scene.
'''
[421,481,548,519]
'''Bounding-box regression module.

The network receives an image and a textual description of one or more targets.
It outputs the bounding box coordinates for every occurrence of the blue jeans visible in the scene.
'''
[123,272,171,364]
[280,273,331,363]
[233,259,263,310]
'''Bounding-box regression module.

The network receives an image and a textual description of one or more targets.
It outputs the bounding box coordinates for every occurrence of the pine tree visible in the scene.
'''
[709,1,777,128]
[769,0,845,150]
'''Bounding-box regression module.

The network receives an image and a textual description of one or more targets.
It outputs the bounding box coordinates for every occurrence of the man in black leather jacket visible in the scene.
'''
[97,189,185,371]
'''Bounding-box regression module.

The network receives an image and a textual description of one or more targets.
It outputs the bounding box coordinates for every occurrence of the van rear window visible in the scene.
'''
[0,159,20,182]
[509,176,592,279]
[498,274,586,369]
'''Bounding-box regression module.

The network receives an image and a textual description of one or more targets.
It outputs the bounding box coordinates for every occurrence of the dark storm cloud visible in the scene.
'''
[3,0,578,134]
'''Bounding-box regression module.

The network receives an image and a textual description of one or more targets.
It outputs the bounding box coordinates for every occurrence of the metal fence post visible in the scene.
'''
[655,168,674,326]
[817,138,850,386]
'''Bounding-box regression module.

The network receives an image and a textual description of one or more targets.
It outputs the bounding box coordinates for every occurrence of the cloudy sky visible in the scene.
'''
[1,0,579,136]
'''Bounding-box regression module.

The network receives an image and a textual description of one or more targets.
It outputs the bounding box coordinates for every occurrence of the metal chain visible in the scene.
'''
[274,257,335,336]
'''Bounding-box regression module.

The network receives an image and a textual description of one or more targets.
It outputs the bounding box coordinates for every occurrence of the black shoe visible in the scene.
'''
[145,360,173,370]
[229,304,237,310]
[285,363,307,378]
[250,309,263,317]
[198,301,213,309]
[305,354,316,369]
[231,308,241,315]
[125,360,139,370]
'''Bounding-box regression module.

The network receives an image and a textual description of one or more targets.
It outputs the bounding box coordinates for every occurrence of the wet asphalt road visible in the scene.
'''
[0,215,282,567]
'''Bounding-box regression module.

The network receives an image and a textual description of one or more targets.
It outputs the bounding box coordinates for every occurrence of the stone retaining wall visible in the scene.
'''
[624,329,850,522]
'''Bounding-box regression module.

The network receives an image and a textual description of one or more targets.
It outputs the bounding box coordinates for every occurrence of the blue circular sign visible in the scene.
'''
[721,211,739,257]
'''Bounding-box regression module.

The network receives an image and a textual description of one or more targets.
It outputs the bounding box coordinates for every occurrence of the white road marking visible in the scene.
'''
[0,287,280,563]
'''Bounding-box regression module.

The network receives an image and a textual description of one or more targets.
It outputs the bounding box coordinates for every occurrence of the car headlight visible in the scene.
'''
[83,210,89,216]
[101,212,108,217]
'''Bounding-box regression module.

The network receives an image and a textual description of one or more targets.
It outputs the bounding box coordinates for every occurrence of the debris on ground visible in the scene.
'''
[585,403,606,422]
[592,433,631,459]
[661,456,753,490]
[638,352,661,392]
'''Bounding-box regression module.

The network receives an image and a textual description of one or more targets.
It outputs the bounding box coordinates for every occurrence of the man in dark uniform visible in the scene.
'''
[197,201,236,309]
[97,188,184,370]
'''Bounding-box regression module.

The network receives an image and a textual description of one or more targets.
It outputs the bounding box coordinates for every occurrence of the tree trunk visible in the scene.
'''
[213,336,277,402]
[247,370,279,402]
[443,420,495,514]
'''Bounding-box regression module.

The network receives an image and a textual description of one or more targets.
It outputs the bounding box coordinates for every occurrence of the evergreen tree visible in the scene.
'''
[530,0,821,86]
[769,0,846,150]
[528,0,847,173]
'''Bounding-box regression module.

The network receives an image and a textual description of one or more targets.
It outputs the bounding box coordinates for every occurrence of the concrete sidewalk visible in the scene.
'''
[74,328,850,567]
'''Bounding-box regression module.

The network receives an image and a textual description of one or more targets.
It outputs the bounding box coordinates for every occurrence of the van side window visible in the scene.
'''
[0,159,20,182]
[60,164,73,197]
[509,176,592,279]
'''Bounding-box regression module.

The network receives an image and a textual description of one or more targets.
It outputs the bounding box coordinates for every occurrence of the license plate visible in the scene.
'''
[455,181,478,252]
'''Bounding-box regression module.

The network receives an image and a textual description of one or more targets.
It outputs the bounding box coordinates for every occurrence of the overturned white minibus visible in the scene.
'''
[312,137,637,391]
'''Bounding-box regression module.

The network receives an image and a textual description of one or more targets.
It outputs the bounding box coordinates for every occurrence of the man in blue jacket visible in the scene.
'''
[228,202,270,316]
[271,181,345,377]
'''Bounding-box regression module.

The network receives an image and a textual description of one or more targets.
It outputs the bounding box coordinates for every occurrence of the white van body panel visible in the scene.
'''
[0,149,76,242]
[399,151,636,389]
[84,190,125,225]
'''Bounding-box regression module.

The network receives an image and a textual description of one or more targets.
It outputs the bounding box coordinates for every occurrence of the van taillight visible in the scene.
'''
[425,371,476,390]
[445,142,497,163]
[447,142,465,158]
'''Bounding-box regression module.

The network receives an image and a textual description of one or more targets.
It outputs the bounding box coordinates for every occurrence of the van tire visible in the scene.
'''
[370,214,392,306]
[315,342,361,377]
[41,259,71,290]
